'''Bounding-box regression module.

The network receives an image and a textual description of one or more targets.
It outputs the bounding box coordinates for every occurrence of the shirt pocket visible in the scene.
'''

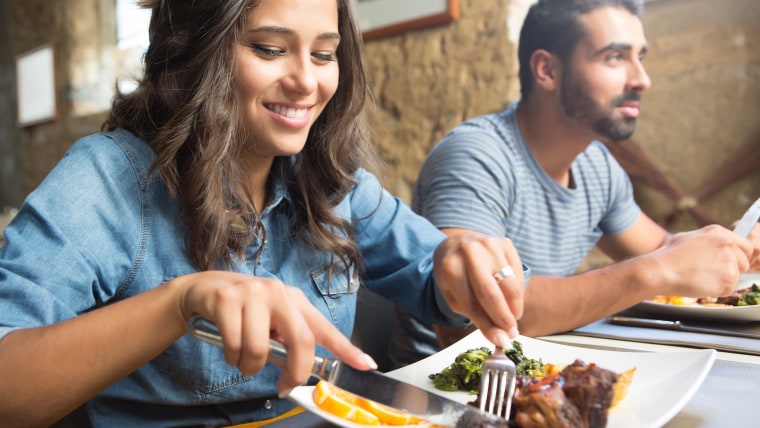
[309,263,358,335]
[309,262,358,296]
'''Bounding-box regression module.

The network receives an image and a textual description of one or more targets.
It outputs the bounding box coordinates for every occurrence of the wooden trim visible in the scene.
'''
[357,0,460,42]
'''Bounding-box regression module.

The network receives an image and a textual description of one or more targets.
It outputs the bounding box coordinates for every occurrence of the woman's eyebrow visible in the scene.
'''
[246,26,340,41]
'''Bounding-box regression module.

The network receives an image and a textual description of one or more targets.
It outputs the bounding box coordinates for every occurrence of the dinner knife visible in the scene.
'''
[188,316,506,427]
[610,316,760,340]
[733,196,760,238]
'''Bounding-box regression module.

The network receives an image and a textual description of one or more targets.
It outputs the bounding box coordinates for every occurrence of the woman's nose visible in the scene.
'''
[283,56,318,95]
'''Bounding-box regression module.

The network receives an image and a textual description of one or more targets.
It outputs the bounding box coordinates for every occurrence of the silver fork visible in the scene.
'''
[478,346,516,420]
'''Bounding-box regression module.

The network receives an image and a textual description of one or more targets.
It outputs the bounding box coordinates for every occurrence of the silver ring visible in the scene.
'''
[493,265,515,282]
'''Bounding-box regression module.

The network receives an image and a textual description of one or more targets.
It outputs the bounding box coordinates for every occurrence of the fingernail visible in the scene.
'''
[495,330,511,348]
[363,353,378,370]
[508,326,520,338]
[278,387,293,399]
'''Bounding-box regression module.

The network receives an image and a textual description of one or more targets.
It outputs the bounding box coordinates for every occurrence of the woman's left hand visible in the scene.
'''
[432,232,525,349]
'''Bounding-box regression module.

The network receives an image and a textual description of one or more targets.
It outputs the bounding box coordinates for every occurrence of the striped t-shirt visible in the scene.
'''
[412,103,640,275]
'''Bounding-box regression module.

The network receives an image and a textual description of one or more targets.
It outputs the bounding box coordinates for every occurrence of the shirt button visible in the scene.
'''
[264,399,273,410]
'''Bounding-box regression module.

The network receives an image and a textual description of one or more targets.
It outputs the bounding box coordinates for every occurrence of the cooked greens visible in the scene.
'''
[738,283,760,306]
[429,341,545,393]
[429,346,490,392]
[505,340,546,378]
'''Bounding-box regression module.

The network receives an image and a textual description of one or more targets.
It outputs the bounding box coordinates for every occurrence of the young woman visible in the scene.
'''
[0,0,525,426]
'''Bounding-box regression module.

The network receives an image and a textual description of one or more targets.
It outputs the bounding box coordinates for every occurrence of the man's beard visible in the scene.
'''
[559,71,640,142]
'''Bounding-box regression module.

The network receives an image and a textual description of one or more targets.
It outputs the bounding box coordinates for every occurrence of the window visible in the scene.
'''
[114,0,151,94]
[116,0,150,50]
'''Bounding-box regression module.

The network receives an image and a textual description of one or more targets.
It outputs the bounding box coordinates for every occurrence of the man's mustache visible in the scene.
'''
[613,92,642,105]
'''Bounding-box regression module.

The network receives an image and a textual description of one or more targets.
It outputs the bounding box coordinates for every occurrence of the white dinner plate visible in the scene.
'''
[288,331,716,428]
[632,273,760,322]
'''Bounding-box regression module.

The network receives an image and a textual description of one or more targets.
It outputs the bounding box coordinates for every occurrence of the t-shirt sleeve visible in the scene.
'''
[413,127,515,238]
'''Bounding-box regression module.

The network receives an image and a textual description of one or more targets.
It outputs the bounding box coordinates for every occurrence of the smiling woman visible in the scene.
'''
[0,0,526,426]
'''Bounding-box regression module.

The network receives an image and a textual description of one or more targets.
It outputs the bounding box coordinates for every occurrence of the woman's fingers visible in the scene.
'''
[284,288,377,374]
[434,233,525,349]
[177,271,373,395]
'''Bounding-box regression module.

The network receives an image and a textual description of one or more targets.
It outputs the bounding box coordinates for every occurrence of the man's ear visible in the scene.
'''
[530,49,560,91]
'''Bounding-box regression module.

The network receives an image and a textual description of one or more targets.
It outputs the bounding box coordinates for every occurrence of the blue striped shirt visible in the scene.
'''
[412,103,640,275]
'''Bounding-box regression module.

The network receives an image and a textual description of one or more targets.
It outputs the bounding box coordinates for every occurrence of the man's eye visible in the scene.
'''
[252,45,284,57]
[605,53,623,63]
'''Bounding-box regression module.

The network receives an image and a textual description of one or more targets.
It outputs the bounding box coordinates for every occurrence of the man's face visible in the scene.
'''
[559,7,651,142]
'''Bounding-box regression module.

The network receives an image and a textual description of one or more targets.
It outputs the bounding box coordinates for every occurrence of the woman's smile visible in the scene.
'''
[265,102,313,128]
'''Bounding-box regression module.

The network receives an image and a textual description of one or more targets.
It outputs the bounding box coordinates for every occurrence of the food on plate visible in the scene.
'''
[429,341,635,427]
[312,379,439,426]
[650,282,760,307]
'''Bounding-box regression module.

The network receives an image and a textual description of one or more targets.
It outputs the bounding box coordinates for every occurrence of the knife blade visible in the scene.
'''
[610,316,760,340]
[188,316,506,427]
[733,196,760,238]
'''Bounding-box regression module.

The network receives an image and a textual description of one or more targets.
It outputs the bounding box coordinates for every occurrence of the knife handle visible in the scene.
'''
[734,196,760,238]
[188,315,338,379]
[610,316,681,330]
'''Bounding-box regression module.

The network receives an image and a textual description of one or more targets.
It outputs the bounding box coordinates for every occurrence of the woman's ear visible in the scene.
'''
[530,49,560,92]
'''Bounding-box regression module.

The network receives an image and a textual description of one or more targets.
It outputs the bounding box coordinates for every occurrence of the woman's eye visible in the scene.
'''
[251,45,284,57]
[313,51,337,62]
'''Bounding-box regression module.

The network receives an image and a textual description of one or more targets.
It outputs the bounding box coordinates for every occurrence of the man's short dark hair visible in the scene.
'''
[518,0,643,99]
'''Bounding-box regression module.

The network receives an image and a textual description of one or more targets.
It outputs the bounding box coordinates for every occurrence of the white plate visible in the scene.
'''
[288,331,716,428]
[633,273,760,322]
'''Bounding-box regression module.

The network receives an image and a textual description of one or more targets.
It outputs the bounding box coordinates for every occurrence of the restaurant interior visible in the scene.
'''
[1,0,759,426]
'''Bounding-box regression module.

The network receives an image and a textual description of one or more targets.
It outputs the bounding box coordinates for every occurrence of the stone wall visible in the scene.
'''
[363,0,530,202]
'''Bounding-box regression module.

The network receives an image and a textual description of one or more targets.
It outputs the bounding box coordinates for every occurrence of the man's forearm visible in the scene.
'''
[518,258,656,337]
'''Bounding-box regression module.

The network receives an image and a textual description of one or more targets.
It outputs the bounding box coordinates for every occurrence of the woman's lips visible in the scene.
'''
[265,103,312,128]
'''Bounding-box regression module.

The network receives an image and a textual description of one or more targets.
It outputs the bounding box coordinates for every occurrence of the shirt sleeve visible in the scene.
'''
[413,127,515,238]
[348,169,469,327]
[0,134,144,339]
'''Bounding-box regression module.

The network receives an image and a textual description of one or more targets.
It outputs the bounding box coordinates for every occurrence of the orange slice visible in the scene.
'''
[353,396,426,425]
[312,380,437,426]
[313,380,380,425]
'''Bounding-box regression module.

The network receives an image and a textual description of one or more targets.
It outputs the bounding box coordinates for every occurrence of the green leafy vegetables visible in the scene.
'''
[738,283,760,306]
[428,340,545,393]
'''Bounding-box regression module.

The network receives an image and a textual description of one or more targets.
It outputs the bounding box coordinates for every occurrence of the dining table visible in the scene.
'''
[252,312,760,428]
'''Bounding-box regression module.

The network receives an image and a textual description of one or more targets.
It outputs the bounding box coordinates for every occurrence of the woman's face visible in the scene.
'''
[234,0,340,160]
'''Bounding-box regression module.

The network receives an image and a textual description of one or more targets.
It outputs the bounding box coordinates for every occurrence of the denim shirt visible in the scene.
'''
[0,129,461,427]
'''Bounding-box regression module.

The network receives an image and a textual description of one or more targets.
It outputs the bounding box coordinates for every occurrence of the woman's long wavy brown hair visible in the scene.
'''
[103,0,380,275]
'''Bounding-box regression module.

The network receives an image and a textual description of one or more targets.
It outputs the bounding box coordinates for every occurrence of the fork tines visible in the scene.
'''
[478,346,516,420]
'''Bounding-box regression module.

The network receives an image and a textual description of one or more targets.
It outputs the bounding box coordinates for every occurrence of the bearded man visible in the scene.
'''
[388,0,759,369]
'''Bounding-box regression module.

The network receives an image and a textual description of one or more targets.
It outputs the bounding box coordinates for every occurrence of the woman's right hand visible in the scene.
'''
[170,271,376,392]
